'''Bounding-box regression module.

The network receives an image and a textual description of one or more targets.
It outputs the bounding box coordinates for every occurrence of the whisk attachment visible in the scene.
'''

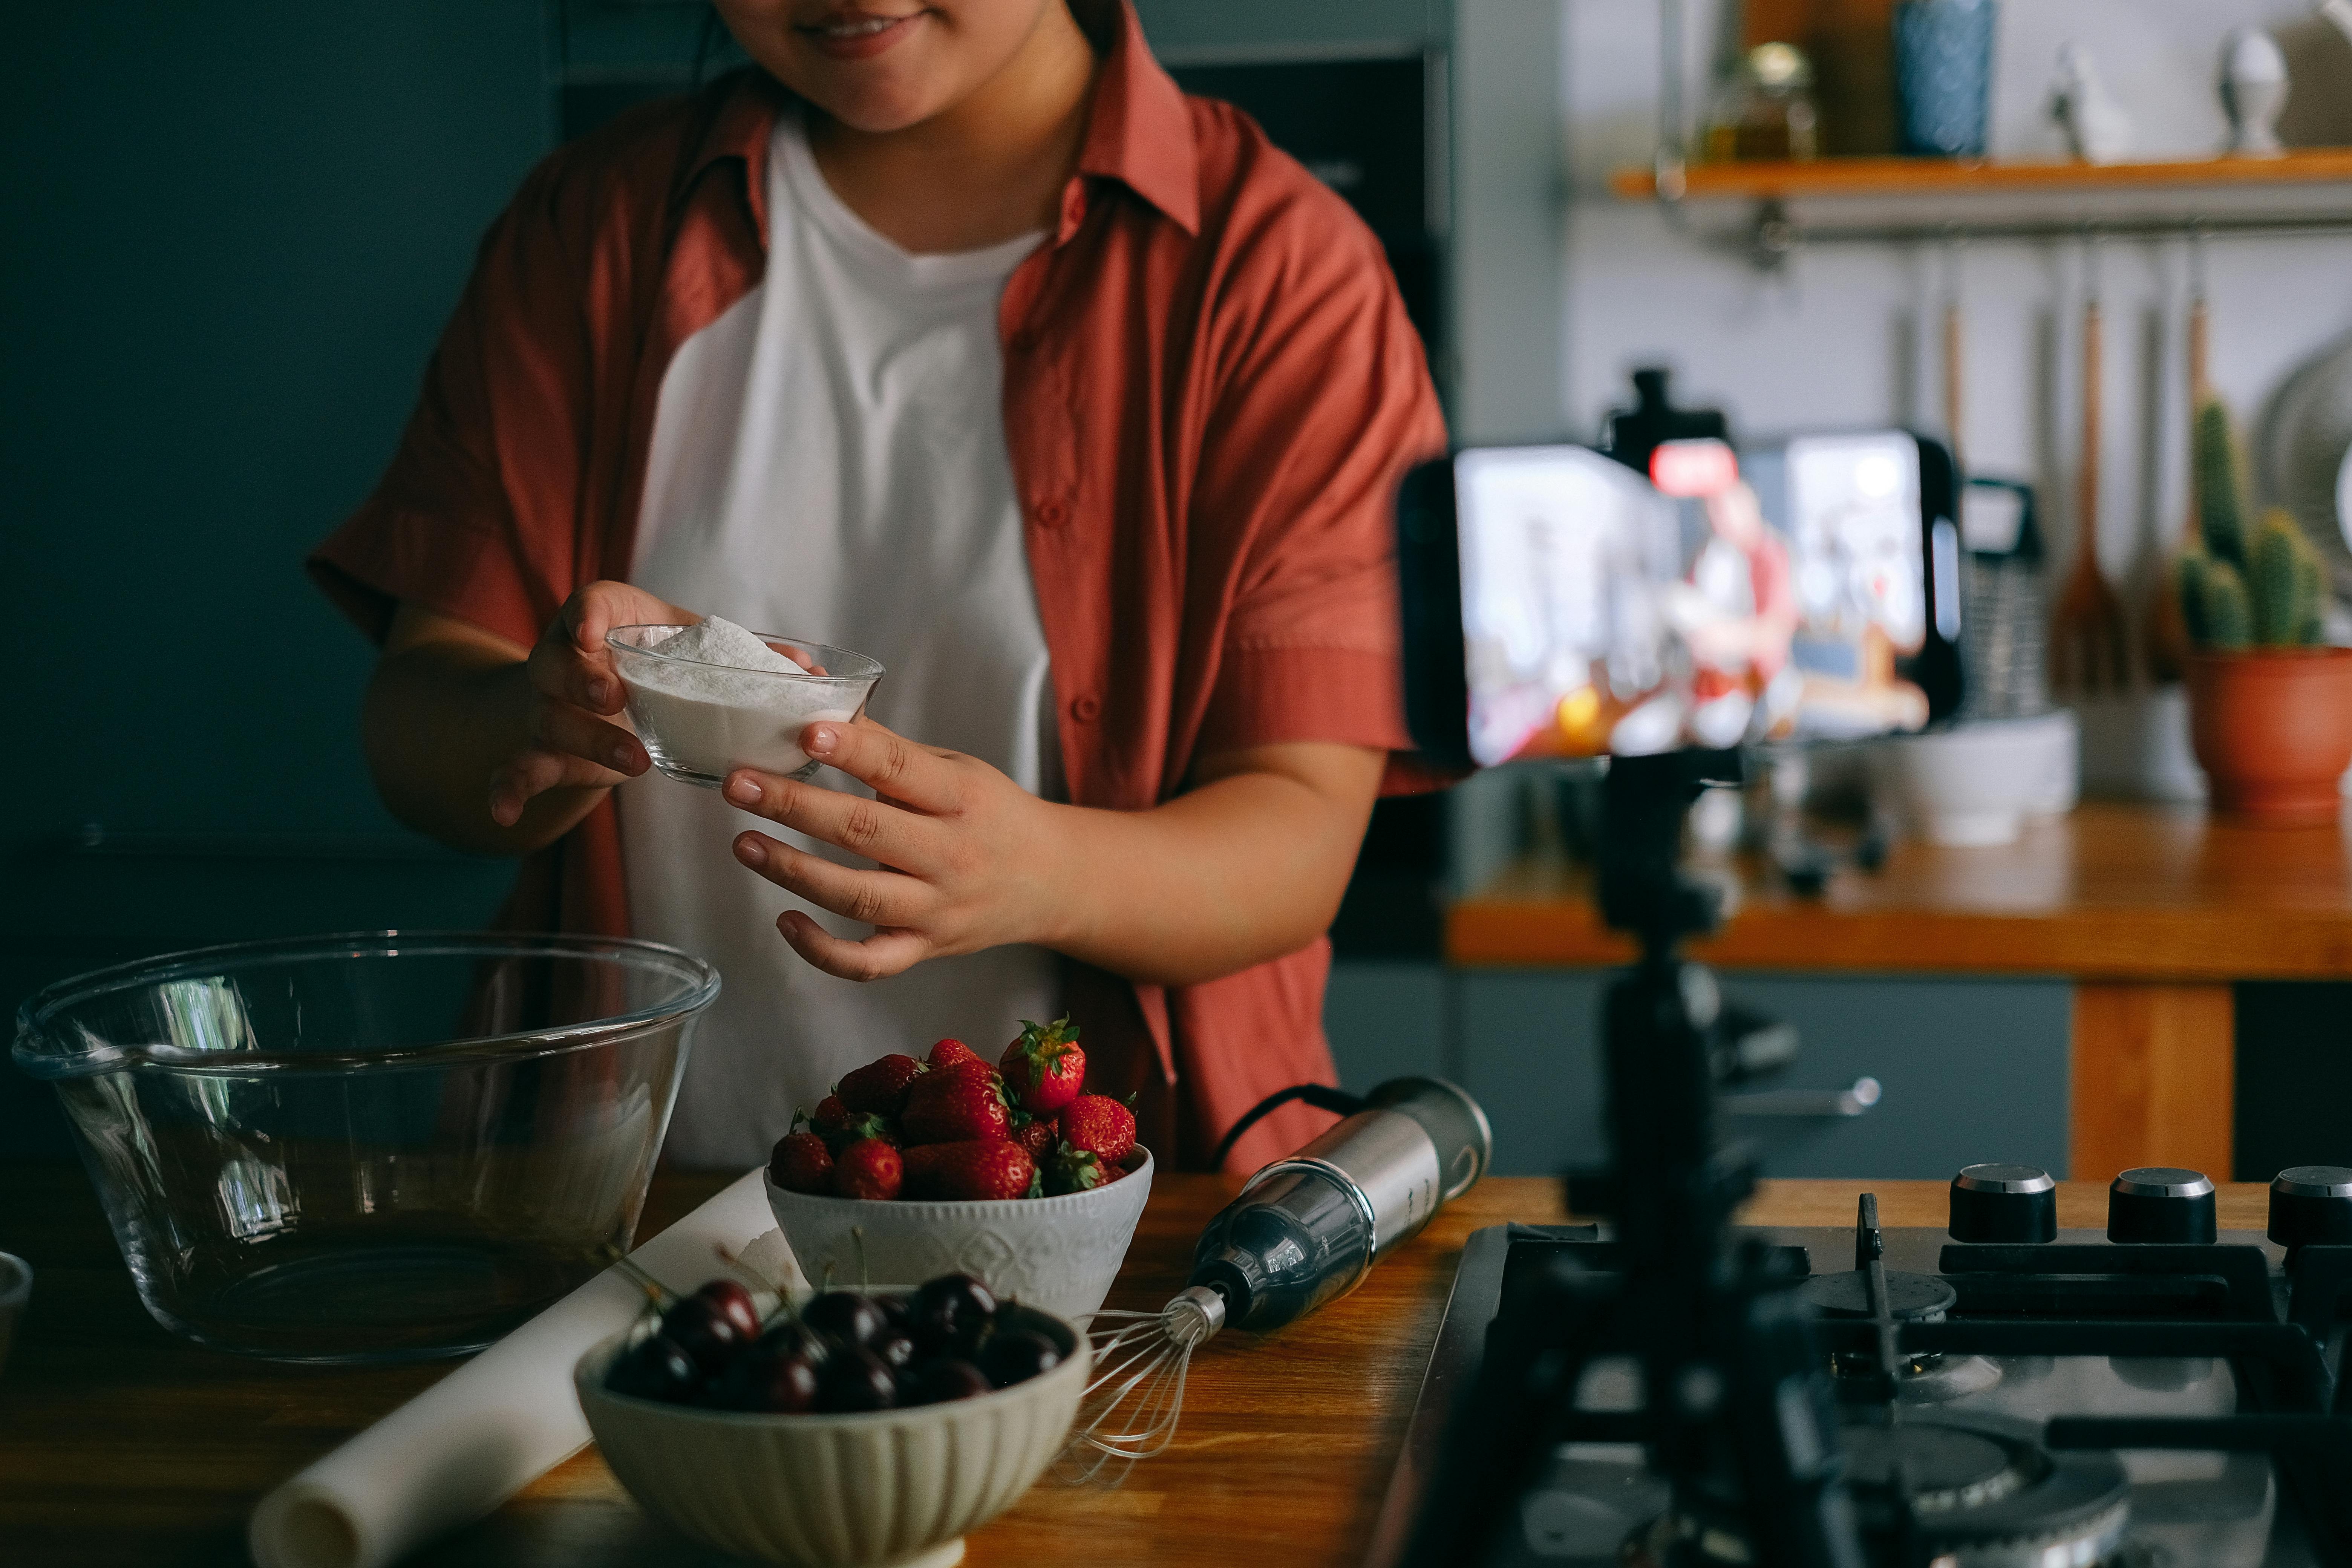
[1060,1077,1491,1484]
[1064,1286,1227,1481]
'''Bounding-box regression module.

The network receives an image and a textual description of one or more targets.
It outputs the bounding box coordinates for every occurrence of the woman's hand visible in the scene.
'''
[721,720,1386,988]
[721,719,1067,981]
[486,580,691,828]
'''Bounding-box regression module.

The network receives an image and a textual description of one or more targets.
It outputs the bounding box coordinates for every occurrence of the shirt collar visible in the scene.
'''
[681,0,1199,245]
[1072,0,1200,236]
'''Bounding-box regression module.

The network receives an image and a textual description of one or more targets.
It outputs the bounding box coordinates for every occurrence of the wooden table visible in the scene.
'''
[0,1162,2277,1567]
[1449,801,2352,1181]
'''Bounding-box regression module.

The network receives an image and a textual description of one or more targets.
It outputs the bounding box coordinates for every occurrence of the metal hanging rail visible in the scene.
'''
[1746,202,2352,266]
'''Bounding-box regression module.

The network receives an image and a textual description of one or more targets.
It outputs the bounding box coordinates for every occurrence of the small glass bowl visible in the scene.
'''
[607,626,884,786]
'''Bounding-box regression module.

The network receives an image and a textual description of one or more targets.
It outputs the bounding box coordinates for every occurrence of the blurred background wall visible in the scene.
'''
[2,5,541,1152]
[1565,0,2352,617]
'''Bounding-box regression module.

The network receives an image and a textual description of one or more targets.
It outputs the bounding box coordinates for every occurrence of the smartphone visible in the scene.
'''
[1398,432,1963,769]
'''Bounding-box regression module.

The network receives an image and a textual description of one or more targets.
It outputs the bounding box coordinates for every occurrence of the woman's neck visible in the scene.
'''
[807,2,1098,255]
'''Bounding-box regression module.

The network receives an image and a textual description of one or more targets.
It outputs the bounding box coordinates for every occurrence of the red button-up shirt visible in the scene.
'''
[309,2,1448,1171]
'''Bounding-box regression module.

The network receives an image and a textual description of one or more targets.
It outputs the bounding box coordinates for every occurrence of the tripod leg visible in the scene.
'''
[1714,1266,1867,1568]
[1394,1259,1625,1568]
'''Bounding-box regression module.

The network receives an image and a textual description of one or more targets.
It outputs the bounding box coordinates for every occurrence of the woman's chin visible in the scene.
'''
[793,74,958,135]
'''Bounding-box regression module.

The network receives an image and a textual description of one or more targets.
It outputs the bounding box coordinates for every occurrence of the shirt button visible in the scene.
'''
[1071,694,1101,723]
[1036,501,1066,527]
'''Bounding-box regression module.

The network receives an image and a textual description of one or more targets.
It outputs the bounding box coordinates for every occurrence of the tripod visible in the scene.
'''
[1397,750,1865,1568]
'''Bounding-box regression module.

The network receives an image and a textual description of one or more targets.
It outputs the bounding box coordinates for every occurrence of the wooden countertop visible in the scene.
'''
[1448,801,2352,978]
[0,1162,2277,1567]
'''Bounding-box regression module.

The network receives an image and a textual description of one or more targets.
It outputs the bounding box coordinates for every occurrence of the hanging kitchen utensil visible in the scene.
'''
[2144,229,2208,683]
[1942,231,1966,473]
[1066,1077,1490,1481]
[2050,232,2133,693]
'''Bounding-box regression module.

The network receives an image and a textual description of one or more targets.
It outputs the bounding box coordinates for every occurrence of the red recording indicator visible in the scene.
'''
[1649,438,1739,498]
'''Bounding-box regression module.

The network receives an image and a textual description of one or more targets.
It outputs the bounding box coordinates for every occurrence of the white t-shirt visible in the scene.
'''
[623,108,1061,1169]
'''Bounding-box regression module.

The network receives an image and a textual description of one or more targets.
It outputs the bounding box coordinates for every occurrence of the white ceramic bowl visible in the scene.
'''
[0,1253,29,1380]
[1867,711,2080,847]
[576,1305,1086,1568]
[766,1150,1153,1322]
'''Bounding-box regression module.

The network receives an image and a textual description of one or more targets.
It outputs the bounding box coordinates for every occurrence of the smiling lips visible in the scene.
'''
[797,8,923,61]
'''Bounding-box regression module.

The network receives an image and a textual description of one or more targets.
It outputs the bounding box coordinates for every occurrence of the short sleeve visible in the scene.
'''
[1187,176,1449,769]
[306,155,595,650]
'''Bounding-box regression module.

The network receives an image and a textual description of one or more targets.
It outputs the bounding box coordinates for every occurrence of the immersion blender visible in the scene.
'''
[1070,1077,1492,1472]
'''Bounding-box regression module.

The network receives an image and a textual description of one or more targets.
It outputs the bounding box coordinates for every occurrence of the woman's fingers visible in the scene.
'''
[541,581,695,714]
[564,580,690,653]
[733,833,929,928]
[489,747,630,826]
[775,911,929,982]
[722,769,936,867]
[529,625,624,715]
[798,718,965,815]
[530,700,646,776]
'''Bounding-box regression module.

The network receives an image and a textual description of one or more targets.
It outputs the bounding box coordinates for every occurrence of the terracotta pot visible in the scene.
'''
[2184,648,2352,824]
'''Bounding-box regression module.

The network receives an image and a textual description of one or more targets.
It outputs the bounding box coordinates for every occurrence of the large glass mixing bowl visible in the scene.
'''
[12,932,718,1363]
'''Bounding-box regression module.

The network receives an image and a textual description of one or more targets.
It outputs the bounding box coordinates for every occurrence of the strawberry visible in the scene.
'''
[801,1100,896,1156]
[831,1137,904,1200]
[1058,1094,1136,1168]
[1042,1142,1104,1196]
[926,1037,983,1071]
[838,1054,927,1116]
[810,1095,854,1142]
[999,1017,1084,1115]
[903,1139,1039,1202]
[769,1131,834,1196]
[902,1066,1011,1145]
[1011,1113,1060,1161]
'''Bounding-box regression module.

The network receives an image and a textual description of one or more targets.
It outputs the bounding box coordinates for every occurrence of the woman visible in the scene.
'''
[313,0,1445,1171]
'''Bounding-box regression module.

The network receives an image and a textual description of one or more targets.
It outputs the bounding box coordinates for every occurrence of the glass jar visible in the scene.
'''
[1704,42,1821,163]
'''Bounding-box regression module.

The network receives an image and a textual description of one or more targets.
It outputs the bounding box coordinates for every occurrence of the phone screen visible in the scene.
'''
[1446,434,1953,767]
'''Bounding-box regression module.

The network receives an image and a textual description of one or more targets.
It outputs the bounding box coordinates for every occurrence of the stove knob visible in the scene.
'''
[2107,1167,2217,1245]
[2268,1165,2352,1250]
[1949,1163,2058,1243]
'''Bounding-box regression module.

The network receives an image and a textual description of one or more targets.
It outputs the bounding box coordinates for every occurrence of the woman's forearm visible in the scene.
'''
[1034,744,1384,988]
[360,608,609,856]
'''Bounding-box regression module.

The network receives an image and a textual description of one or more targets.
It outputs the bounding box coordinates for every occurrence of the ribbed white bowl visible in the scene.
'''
[765,1150,1153,1321]
[576,1308,1086,1568]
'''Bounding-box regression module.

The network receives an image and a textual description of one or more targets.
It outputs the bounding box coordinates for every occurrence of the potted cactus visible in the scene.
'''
[2176,398,2352,824]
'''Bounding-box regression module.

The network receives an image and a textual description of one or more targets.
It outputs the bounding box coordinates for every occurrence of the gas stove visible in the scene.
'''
[1367,1165,2352,1568]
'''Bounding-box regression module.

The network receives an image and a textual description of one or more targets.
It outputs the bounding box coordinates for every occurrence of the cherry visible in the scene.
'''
[909,1274,997,1358]
[756,1318,831,1364]
[606,1334,701,1403]
[817,1346,899,1412]
[978,1327,1061,1389]
[695,1279,761,1343]
[871,1328,918,1370]
[803,1290,887,1348]
[660,1295,747,1376]
[906,1357,991,1405]
[749,1352,824,1414]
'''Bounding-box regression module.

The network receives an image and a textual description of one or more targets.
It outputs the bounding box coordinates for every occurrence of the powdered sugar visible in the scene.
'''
[652,616,804,677]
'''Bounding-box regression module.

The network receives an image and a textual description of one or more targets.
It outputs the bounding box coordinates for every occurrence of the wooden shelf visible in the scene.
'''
[1609,149,2352,202]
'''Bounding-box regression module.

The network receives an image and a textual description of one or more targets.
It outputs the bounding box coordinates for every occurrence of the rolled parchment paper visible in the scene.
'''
[250,1168,798,1568]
